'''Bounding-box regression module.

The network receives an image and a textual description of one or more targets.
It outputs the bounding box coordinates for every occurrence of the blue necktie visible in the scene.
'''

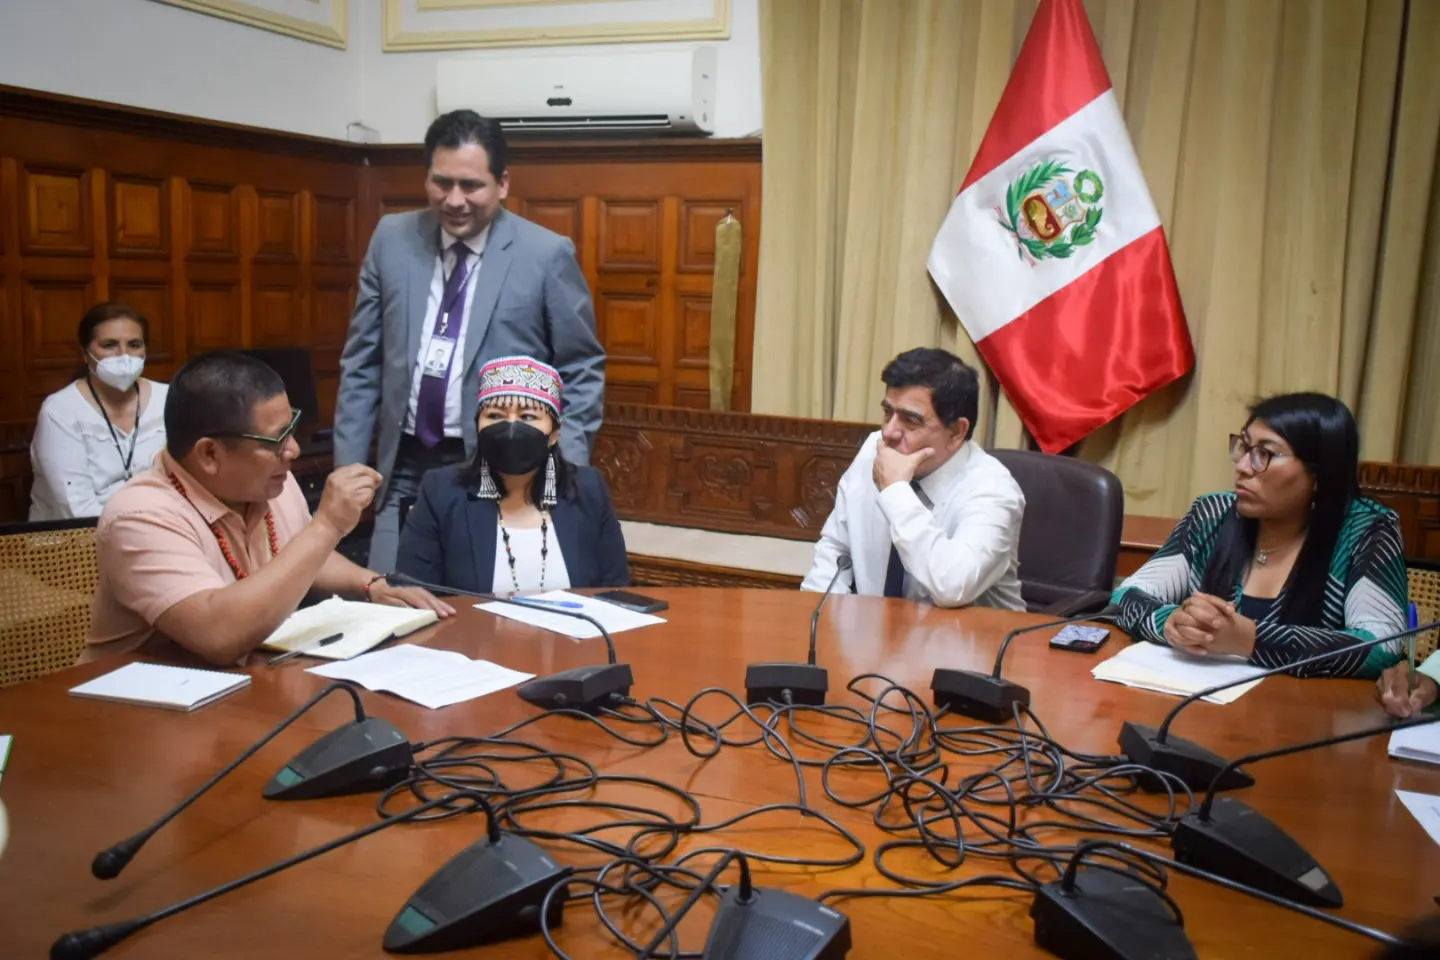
[883,481,926,599]
[415,244,472,448]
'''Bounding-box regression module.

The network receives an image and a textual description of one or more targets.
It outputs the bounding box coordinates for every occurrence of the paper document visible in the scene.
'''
[262,596,438,661]
[1396,790,1440,847]
[307,645,533,710]
[1091,642,1266,704]
[69,662,251,712]
[1389,723,1440,766]
[475,590,665,641]
[0,735,11,786]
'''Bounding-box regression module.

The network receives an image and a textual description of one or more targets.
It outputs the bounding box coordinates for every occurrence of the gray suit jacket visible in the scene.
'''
[332,208,604,499]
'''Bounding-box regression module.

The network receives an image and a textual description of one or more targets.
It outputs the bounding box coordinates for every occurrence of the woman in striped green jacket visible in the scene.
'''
[1112,393,1407,679]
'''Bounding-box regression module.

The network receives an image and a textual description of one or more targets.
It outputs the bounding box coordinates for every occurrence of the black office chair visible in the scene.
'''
[990,449,1124,616]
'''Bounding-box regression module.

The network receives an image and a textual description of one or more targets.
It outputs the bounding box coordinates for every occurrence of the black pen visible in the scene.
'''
[266,632,345,666]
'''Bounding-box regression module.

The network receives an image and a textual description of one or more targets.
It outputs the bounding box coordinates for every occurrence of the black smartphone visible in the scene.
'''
[594,590,670,614]
[1048,624,1110,654]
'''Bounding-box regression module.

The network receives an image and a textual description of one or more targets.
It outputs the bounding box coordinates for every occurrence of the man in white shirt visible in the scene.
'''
[802,348,1026,609]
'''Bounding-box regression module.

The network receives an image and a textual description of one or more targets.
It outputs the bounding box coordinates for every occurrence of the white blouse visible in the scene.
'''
[28,380,168,521]
[491,525,572,595]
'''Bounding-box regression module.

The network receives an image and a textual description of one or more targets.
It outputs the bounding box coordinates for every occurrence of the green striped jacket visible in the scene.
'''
[1111,492,1408,678]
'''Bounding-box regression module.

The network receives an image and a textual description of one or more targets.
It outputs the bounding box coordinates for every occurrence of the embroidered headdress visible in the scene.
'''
[476,356,563,417]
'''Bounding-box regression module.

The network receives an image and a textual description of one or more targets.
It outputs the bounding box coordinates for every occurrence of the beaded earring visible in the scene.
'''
[542,451,558,509]
[476,461,500,500]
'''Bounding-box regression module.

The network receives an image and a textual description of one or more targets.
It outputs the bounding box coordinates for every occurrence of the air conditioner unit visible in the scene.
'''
[436,47,717,135]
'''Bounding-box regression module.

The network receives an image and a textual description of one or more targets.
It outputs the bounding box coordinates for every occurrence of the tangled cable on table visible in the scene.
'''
[341,668,1262,958]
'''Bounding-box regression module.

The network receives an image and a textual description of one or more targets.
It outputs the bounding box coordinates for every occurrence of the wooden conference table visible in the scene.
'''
[0,588,1437,959]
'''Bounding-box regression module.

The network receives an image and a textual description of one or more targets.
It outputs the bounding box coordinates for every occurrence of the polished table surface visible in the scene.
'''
[1,588,1437,959]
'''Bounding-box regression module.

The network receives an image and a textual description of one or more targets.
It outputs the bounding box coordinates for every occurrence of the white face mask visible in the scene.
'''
[90,352,145,392]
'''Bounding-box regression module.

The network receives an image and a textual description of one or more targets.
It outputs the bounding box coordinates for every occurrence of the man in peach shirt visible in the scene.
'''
[86,351,454,665]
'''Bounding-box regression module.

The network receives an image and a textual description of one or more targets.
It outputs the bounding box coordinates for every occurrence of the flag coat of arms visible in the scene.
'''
[927,0,1193,453]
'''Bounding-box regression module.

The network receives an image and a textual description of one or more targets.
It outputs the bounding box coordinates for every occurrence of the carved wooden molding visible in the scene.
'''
[629,554,801,591]
[597,404,873,542]
[1358,462,1440,562]
[1357,462,1440,494]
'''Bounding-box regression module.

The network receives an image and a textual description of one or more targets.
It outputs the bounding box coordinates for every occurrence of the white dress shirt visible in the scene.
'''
[491,526,573,595]
[29,380,169,521]
[404,226,490,438]
[801,433,1026,610]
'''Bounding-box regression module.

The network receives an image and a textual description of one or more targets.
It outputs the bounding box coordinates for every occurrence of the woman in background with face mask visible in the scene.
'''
[394,356,628,594]
[28,302,168,520]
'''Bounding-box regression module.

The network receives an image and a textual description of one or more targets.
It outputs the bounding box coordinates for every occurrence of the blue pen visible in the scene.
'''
[1409,602,1421,697]
[521,599,585,610]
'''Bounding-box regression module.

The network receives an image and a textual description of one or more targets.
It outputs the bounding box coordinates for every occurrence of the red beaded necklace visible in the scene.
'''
[166,470,278,580]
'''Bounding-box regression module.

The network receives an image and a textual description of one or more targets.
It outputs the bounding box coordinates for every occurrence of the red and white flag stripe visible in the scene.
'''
[927,0,1192,453]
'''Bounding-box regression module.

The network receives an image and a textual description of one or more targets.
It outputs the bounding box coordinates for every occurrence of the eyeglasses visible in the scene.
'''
[1229,434,1291,473]
[214,408,303,451]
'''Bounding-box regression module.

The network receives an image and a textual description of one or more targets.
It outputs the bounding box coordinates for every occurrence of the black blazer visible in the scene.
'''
[395,463,629,594]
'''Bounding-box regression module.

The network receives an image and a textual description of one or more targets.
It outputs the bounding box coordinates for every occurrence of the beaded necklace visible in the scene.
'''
[497,503,548,594]
[166,470,278,581]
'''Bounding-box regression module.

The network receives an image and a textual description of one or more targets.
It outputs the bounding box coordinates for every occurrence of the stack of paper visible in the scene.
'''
[476,590,666,640]
[69,663,252,712]
[307,645,533,710]
[1396,789,1440,846]
[1092,642,1267,704]
[1389,723,1440,766]
[262,596,439,661]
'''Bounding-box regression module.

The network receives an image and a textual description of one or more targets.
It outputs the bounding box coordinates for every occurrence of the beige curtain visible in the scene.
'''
[752,0,1440,518]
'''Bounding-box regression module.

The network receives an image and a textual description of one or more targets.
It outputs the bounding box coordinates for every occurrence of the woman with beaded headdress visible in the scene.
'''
[395,356,628,594]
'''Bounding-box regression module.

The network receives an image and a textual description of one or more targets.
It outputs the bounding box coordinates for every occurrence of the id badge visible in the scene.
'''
[422,336,456,379]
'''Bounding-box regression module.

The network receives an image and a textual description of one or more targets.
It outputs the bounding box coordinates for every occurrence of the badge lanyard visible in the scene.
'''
[437,246,482,338]
[423,246,482,382]
[85,374,140,479]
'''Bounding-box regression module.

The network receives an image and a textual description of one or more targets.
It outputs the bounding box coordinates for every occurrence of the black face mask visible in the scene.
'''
[478,420,552,475]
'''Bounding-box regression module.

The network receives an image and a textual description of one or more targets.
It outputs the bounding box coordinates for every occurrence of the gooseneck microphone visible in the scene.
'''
[53,791,487,960]
[745,556,851,706]
[931,606,1118,723]
[90,682,409,881]
[1170,711,1440,908]
[1030,838,1407,960]
[1119,617,1440,791]
[387,573,633,712]
[637,849,852,960]
[383,794,570,953]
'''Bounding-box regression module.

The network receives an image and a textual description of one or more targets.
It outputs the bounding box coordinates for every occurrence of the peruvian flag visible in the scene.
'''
[927,0,1193,454]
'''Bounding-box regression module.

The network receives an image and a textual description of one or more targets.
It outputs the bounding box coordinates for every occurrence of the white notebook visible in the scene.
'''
[1389,723,1440,765]
[69,663,252,712]
[1091,642,1267,704]
[261,596,439,661]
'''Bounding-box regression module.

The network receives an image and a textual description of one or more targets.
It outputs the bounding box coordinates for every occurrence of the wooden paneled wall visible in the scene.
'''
[0,86,762,522]
[364,142,760,410]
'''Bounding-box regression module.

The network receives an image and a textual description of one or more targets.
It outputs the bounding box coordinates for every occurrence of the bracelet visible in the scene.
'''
[363,573,389,598]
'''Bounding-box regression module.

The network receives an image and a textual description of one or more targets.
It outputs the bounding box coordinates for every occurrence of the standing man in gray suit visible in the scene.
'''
[333,111,605,573]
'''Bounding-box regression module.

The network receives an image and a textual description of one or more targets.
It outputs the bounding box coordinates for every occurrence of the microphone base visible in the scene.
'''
[1118,722,1255,793]
[1172,797,1342,908]
[744,663,829,706]
[930,668,1030,724]
[701,884,851,959]
[384,833,571,953]
[515,663,633,713]
[1031,868,1197,960]
[263,717,413,801]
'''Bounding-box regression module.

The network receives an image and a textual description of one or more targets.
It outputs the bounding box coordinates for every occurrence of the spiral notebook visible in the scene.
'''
[69,663,251,712]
